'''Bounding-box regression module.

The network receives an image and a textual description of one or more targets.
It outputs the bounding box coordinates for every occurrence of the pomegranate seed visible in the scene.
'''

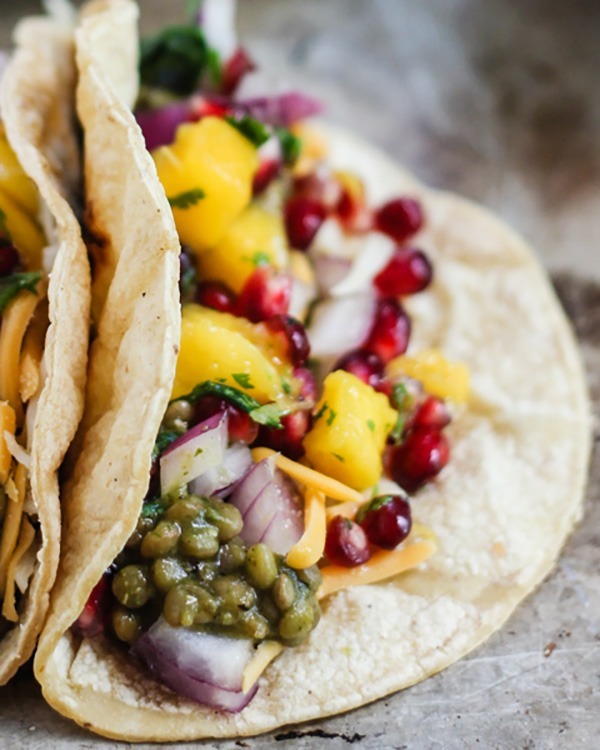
[236,267,291,322]
[263,314,310,366]
[0,241,19,276]
[195,281,237,313]
[375,197,424,243]
[258,410,310,460]
[188,95,230,120]
[358,494,412,550]
[73,575,112,638]
[220,46,256,95]
[374,247,433,296]
[253,158,281,195]
[334,350,384,390]
[325,516,372,567]
[335,189,373,234]
[293,366,318,403]
[413,396,451,431]
[364,298,411,364]
[284,196,326,251]
[388,428,450,493]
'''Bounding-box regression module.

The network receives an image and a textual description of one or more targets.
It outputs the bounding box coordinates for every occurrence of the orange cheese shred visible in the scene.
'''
[0,461,27,596]
[318,539,437,599]
[251,447,363,504]
[1,516,35,622]
[326,499,360,522]
[286,488,327,569]
[0,401,16,485]
[0,288,41,423]
[19,307,46,403]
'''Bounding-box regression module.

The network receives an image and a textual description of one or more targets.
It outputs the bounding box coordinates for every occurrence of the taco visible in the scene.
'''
[34,0,590,741]
[0,13,90,683]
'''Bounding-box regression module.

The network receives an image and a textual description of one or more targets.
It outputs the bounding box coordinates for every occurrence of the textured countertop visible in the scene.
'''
[0,1,599,748]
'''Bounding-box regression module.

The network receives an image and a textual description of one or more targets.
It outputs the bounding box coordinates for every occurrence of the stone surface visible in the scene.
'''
[0,1,598,748]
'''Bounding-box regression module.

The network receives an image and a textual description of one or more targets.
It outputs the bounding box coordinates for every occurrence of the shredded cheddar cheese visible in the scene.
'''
[326,500,360,522]
[242,641,284,694]
[2,516,35,622]
[286,488,327,569]
[0,401,16,484]
[251,447,363,504]
[318,539,437,599]
[0,461,27,596]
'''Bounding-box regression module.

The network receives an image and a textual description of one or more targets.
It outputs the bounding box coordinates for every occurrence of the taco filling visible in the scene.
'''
[71,2,469,712]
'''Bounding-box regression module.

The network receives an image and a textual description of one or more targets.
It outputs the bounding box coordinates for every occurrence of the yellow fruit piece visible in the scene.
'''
[153,117,258,252]
[387,348,470,403]
[303,371,398,491]
[172,305,291,402]
[198,204,288,293]
[0,190,45,271]
[334,170,365,205]
[0,127,38,216]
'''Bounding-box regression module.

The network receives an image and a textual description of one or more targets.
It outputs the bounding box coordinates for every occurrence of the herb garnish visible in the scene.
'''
[252,250,270,267]
[232,373,254,390]
[168,188,205,209]
[366,419,376,433]
[0,272,41,313]
[140,25,210,96]
[326,408,337,426]
[151,428,183,463]
[225,114,271,147]
[389,382,412,444]
[276,127,302,165]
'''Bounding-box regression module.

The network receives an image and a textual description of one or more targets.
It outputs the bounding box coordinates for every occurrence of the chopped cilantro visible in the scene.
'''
[168,188,205,209]
[281,378,292,395]
[252,250,271,267]
[226,114,271,147]
[276,127,302,165]
[332,453,345,463]
[140,25,210,96]
[152,428,183,462]
[314,402,328,421]
[326,408,337,426]
[0,271,41,314]
[356,494,398,523]
[141,501,164,520]
[205,46,222,88]
[232,373,254,390]
[366,419,376,433]
[389,382,413,445]
[249,402,288,428]
[194,447,204,457]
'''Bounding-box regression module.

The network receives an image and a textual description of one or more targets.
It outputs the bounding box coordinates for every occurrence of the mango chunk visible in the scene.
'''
[303,371,397,491]
[0,127,38,216]
[387,349,469,403]
[153,117,258,252]
[198,204,288,293]
[173,305,292,402]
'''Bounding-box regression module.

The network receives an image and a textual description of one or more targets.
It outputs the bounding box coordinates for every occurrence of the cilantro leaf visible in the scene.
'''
[249,403,287,428]
[152,428,183,463]
[168,188,205,209]
[252,250,270,267]
[276,127,302,165]
[332,453,345,463]
[140,25,210,96]
[326,408,337,426]
[366,419,376,433]
[314,402,328,421]
[232,372,254,390]
[0,272,41,314]
[389,382,413,445]
[226,114,271,147]
[141,501,164,521]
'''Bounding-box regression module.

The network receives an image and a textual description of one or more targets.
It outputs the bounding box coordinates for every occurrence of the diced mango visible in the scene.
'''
[0,126,38,216]
[172,305,292,402]
[197,204,289,293]
[387,349,470,403]
[0,190,45,271]
[153,117,258,252]
[303,371,398,491]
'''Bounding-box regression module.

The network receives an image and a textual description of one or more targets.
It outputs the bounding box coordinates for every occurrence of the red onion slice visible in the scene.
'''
[307,291,377,359]
[229,457,276,516]
[189,443,252,498]
[133,618,257,712]
[260,506,304,555]
[160,412,228,496]
[136,102,191,151]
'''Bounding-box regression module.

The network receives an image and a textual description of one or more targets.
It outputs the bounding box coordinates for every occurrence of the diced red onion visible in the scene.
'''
[133,618,257,712]
[307,291,377,359]
[135,101,191,151]
[189,443,252,498]
[160,412,228,496]
[230,458,303,554]
[234,92,322,128]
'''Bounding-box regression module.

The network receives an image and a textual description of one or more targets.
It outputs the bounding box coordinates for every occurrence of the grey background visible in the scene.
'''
[0,1,598,748]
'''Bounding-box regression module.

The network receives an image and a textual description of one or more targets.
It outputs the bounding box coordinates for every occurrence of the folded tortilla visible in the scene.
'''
[0,15,90,683]
[34,0,591,740]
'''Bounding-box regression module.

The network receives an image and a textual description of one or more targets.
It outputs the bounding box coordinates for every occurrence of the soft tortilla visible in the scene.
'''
[0,16,90,684]
[34,0,590,740]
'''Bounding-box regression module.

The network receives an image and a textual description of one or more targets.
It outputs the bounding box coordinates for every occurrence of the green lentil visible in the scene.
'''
[218,539,246,574]
[165,496,205,522]
[112,565,154,609]
[278,595,315,644]
[245,544,278,590]
[180,524,219,559]
[140,520,181,558]
[164,581,217,627]
[213,576,256,611]
[163,399,193,430]
[196,561,219,583]
[238,610,270,640]
[151,557,188,592]
[206,502,244,542]
[272,572,296,611]
[112,607,142,643]
[297,564,323,593]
